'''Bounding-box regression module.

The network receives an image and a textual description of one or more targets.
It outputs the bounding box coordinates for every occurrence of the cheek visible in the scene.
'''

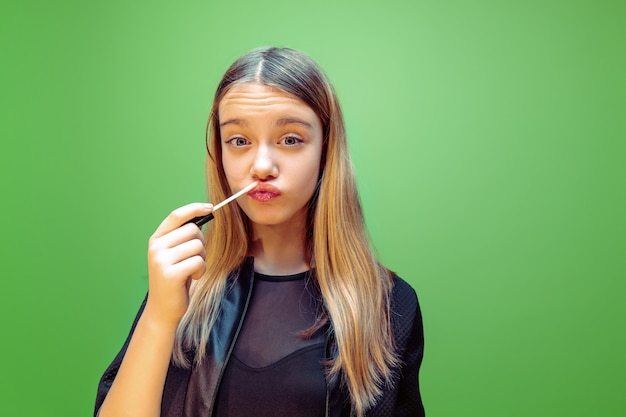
[221,155,233,178]
[221,153,247,182]
[292,155,322,190]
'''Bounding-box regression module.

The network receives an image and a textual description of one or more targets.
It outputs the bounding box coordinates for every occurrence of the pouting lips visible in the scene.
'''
[248,190,280,202]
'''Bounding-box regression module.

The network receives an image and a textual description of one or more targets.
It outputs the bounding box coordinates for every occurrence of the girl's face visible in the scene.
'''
[218,82,324,230]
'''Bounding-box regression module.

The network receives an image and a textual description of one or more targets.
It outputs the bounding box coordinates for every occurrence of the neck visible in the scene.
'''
[249,220,309,275]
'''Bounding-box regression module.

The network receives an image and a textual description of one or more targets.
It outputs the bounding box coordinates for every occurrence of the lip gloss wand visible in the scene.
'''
[185,181,258,228]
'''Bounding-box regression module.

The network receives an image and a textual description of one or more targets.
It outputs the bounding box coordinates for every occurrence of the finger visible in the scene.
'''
[149,237,205,276]
[151,223,205,251]
[189,261,207,280]
[167,238,206,266]
[169,256,206,282]
[152,203,213,239]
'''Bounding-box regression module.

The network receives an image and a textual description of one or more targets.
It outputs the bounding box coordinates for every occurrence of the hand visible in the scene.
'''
[144,202,213,328]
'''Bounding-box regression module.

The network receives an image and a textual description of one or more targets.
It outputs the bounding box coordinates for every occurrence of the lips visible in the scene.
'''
[248,183,281,202]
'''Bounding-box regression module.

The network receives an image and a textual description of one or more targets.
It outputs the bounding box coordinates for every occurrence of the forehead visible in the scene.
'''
[218,82,316,119]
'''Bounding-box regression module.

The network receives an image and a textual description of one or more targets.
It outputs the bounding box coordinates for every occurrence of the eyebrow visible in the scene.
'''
[220,118,248,128]
[219,117,313,129]
[275,117,314,129]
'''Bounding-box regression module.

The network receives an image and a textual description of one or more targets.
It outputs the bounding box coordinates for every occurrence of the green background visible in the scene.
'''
[1,0,624,416]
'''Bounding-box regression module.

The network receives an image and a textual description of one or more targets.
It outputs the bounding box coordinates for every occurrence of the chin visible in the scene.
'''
[246,211,305,229]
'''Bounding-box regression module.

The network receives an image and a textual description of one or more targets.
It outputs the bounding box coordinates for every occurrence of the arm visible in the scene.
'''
[97,203,213,417]
[379,276,425,417]
[393,289,425,417]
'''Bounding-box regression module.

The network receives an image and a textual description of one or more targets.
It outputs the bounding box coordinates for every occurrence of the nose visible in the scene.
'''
[250,144,278,180]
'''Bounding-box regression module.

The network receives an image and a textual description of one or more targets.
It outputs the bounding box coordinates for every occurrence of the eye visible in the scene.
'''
[226,136,250,147]
[280,135,303,146]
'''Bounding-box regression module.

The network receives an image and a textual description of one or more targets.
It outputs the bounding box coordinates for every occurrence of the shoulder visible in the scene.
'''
[389,274,423,347]
[390,274,420,317]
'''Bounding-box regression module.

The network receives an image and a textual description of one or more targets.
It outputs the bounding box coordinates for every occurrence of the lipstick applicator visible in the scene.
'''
[185,181,258,228]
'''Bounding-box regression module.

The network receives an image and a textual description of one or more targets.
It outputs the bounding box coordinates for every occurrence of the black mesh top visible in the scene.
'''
[198,271,328,417]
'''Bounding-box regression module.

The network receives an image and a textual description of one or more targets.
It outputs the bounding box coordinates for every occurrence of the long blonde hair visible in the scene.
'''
[173,47,398,416]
